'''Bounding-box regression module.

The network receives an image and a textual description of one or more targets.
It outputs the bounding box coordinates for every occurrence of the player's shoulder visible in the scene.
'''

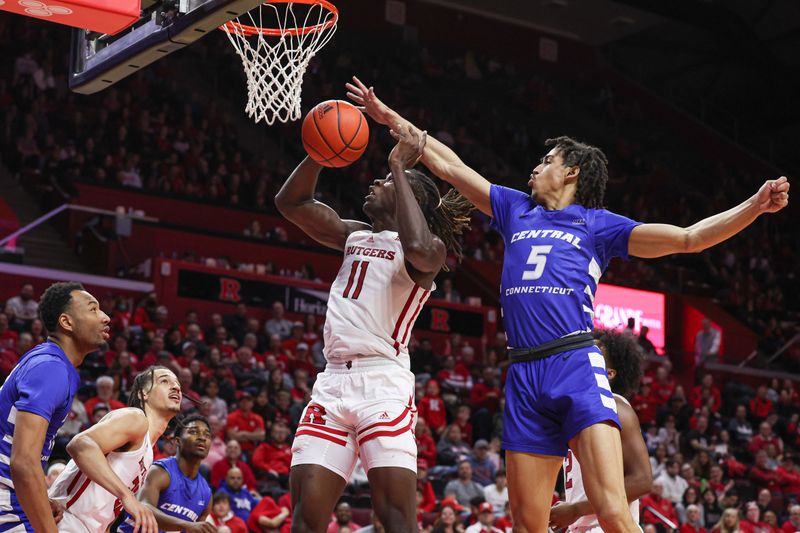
[614,395,640,429]
[103,406,148,429]
[17,345,71,376]
[491,184,530,207]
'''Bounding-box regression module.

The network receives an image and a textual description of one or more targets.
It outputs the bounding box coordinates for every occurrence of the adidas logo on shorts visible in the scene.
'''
[378,411,389,420]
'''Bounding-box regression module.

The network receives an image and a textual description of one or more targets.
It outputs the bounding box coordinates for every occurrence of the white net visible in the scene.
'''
[221,1,338,125]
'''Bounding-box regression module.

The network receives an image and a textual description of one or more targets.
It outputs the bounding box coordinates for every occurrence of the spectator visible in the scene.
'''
[702,489,723,530]
[708,464,734,500]
[264,302,293,340]
[781,505,800,533]
[749,423,783,456]
[211,440,258,490]
[681,505,707,533]
[444,461,485,507]
[634,383,658,426]
[728,405,754,445]
[219,467,259,523]
[4,284,38,331]
[483,469,508,517]
[210,491,248,533]
[695,319,721,368]
[467,439,497,487]
[755,490,773,517]
[684,415,714,458]
[202,380,229,424]
[0,313,18,351]
[417,459,437,513]
[691,375,722,412]
[711,508,742,533]
[638,326,657,357]
[437,424,472,467]
[650,444,670,480]
[45,462,66,488]
[415,418,437,468]
[641,479,679,529]
[762,511,779,533]
[658,460,690,504]
[455,405,474,445]
[225,303,250,345]
[247,495,291,533]
[750,388,774,421]
[465,502,502,533]
[231,347,266,392]
[327,502,362,533]
[251,421,292,480]
[740,502,770,533]
[434,278,462,304]
[202,414,227,469]
[55,397,89,449]
[776,454,800,499]
[432,500,466,533]
[677,487,706,525]
[83,375,126,414]
[419,380,447,436]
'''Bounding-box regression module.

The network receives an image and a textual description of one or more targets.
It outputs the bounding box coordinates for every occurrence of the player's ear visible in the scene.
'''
[58,312,74,333]
[607,368,617,381]
[565,165,580,182]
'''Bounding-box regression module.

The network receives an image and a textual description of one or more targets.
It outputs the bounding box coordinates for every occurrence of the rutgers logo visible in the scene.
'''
[430,309,450,332]
[301,403,327,425]
[18,0,73,16]
[218,278,242,302]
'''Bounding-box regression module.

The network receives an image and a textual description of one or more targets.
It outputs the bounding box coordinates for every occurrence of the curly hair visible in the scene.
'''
[38,282,85,333]
[545,136,609,209]
[404,169,475,269]
[128,365,172,411]
[593,329,644,399]
[173,414,210,446]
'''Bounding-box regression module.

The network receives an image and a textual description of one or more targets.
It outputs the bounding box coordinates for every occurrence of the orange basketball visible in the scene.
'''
[302,100,369,168]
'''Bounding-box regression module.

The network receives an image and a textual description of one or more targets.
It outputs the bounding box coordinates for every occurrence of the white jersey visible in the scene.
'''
[563,394,639,531]
[49,431,152,532]
[323,230,434,368]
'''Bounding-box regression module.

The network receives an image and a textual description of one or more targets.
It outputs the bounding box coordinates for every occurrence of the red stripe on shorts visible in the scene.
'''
[358,416,415,446]
[296,422,349,437]
[295,429,348,447]
[66,476,92,509]
[358,406,411,435]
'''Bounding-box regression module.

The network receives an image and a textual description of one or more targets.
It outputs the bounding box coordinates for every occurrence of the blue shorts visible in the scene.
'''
[0,486,34,532]
[502,345,620,457]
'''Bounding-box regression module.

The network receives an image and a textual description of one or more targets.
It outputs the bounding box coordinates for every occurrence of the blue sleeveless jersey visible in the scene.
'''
[0,340,80,532]
[119,457,212,533]
[490,185,641,348]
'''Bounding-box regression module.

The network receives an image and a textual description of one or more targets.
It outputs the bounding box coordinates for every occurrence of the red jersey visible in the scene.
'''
[416,433,437,466]
[84,396,126,414]
[252,442,292,475]
[469,383,501,414]
[640,494,677,526]
[633,393,658,425]
[418,395,447,431]
[750,397,773,419]
[226,409,266,452]
[211,513,248,533]
[210,458,257,490]
[247,496,291,533]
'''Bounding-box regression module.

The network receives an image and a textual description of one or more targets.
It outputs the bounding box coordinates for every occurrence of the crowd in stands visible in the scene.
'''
[2,282,800,533]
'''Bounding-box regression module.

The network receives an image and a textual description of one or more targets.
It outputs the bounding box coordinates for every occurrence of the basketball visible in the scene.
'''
[301,100,370,168]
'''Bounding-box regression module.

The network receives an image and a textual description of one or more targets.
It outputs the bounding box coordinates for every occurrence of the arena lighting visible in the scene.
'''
[593,283,665,351]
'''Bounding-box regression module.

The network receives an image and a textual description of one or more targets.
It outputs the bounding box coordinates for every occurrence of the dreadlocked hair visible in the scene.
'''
[592,329,644,400]
[545,136,609,209]
[404,169,475,270]
[128,365,171,411]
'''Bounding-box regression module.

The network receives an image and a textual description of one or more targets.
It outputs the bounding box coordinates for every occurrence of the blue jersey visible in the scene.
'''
[0,340,80,531]
[119,457,212,533]
[490,185,641,348]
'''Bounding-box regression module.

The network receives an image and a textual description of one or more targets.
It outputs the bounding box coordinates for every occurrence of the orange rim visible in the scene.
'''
[219,0,338,37]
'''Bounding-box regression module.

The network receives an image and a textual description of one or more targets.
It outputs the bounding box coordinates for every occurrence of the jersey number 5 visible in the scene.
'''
[522,245,552,281]
[343,260,370,299]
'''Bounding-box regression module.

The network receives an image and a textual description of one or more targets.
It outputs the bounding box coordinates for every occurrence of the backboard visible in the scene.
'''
[69,0,262,94]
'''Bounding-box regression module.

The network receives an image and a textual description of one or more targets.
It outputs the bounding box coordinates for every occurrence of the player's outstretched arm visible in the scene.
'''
[389,126,447,276]
[274,157,370,251]
[347,76,493,216]
[137,466,216,533]
[629,176,790,258]
[66,408,158,533]
[10,412,59,533]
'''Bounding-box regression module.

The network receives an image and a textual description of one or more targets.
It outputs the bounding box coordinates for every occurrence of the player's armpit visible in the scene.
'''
[617,400,653,502]
[628,223,690,258]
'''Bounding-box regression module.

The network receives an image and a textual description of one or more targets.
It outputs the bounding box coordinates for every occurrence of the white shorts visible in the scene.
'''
[291,359,417,481]
[57,511,92,533]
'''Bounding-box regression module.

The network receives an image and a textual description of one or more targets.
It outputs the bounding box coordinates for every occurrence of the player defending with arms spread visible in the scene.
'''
[274,126,473,533]
[550,330,652,533]
[346,76,790,533]
[49,366,183,533]
[117,415,216,533]
[0,282,110,533]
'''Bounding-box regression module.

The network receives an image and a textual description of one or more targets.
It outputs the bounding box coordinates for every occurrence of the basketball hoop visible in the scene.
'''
[220,0,338,125]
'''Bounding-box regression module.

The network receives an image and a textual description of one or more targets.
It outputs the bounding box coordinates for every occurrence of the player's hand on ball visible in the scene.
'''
[549,501,579,531]
[49,498,64,523]
[346,76,392,125]
[123,493,158,533]
[389,125,427,168]
[755,176,790,213]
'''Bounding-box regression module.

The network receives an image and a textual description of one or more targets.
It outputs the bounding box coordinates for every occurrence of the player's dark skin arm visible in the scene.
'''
[549,400,652,529]
[389,126,447,278]
[274,157,369,251]
[10,412,59,533]
[137,467,216,533]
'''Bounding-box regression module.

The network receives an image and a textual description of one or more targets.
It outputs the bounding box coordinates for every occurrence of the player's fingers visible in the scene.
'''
[345,91,363,102]
[352,75,367,91]
[132,513,141,533]
[389,129,400,140]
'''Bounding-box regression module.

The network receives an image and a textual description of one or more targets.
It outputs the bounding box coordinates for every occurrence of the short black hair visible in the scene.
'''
[38,282,85,332]
[174,414,210,439]
[212,491,230,504]
[593,329,644,399]
[545,136,609,209]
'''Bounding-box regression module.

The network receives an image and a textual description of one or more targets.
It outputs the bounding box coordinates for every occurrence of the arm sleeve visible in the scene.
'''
[489,185,530,236]
[592,209,642,269]
[15,360,71,421]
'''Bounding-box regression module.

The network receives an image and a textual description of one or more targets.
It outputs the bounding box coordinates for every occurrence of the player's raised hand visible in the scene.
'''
[389,125,427,168]
[123,493,158,533]
[754,176,790,213]
[346,76,393,125]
